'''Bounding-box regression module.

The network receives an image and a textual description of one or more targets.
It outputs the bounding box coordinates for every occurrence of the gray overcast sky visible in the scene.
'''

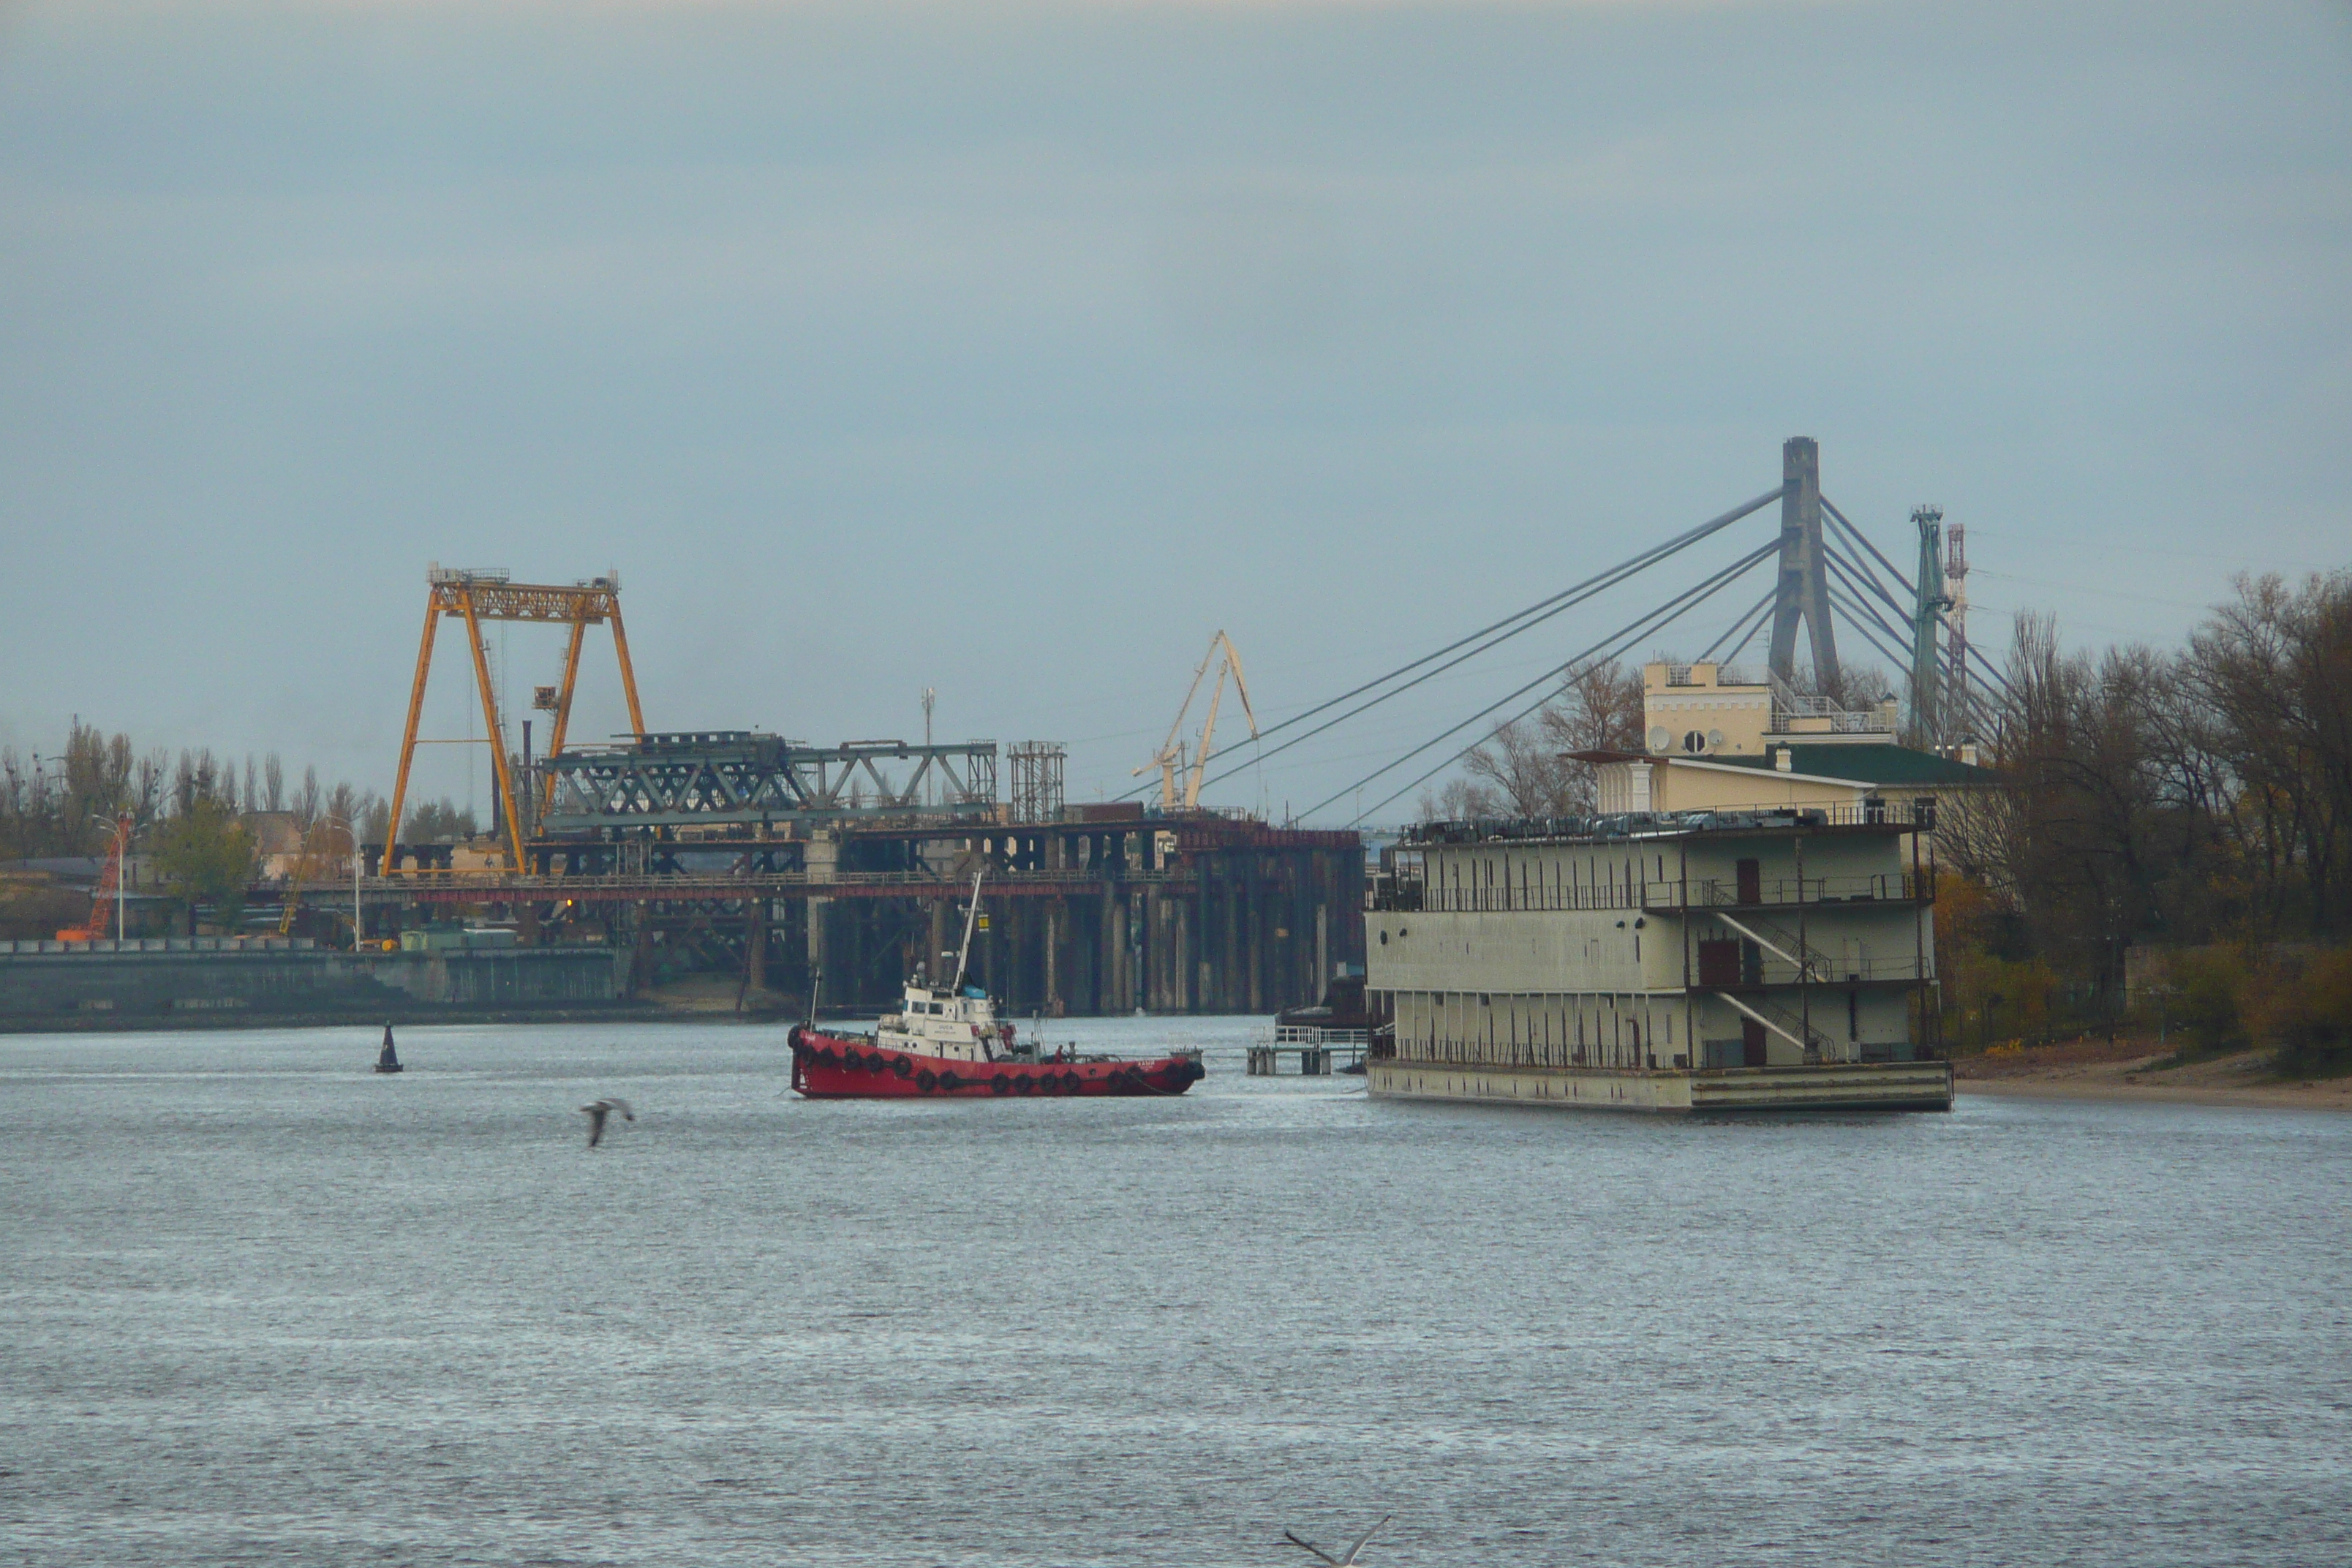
[4,0,2348,823]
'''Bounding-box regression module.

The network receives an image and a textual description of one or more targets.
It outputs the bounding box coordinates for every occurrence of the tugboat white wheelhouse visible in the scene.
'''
[1364,803,1952,1113]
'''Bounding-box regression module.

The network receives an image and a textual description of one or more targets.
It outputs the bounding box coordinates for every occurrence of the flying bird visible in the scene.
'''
[580,1097,636,1147]
[1284,1515,1390,1566]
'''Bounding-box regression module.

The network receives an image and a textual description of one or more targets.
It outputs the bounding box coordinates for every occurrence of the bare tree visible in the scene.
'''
[1461,715,1576,816]
[1435,659,1647,821]
[2188,571,2352,934]
[135,750,169,823]
[1416,776,1500,823]
[1821,661,1897,716]
[1989,615,2174,997]
[1541,659,1646,763]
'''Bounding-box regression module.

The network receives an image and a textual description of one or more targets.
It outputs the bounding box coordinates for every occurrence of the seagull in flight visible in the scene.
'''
[580,1097,636,1148]
[1284,1515,1390,1565]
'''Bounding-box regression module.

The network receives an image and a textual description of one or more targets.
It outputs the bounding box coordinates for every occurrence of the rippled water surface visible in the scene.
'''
[4,1017,2348,1567]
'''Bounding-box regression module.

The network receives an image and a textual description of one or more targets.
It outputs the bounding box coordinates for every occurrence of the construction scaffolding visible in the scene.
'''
[1006,742,1066,824]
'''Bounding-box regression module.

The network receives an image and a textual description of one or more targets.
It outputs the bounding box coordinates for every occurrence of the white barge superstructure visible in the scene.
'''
[1364,801,1952,1113]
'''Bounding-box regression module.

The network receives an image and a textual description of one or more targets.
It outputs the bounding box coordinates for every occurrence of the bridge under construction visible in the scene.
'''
[354,573,1361,1013]
[372,799,1361,1017]
[290,436,1986,1019]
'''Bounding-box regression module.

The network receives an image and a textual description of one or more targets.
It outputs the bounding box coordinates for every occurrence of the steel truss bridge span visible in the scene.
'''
[539,733,1000,833]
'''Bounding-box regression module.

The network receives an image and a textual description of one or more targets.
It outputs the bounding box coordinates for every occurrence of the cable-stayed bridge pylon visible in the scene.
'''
[1157,438,1999,824]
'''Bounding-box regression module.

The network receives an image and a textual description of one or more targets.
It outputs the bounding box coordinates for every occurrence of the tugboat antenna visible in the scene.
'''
[950,868,987,992]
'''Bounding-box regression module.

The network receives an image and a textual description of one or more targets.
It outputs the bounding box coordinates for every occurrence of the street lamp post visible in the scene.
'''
[87,813,131,943]
[306,813,366,951]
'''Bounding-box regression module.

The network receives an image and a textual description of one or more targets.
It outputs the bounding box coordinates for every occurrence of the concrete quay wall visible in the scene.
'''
[0,945,625,1030]
[1368,1057,1953,1114]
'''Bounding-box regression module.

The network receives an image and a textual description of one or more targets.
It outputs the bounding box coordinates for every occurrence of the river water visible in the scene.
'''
[2,1017,2346,1567]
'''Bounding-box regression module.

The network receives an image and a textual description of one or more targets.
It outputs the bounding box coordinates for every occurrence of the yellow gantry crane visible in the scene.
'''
[1135,630,1259,812]
[384,567,646,873]
[276,818,333,936]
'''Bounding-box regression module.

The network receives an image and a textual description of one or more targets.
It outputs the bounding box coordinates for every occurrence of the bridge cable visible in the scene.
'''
[1715,593,1777,666]
[1823,549,1921,659]
[1821,497,2013,699]
[1334,543,1778,825]
[1250,483,1784,743]
[1156,488,1788,803]
[1698,587,1776,663]
[1824,540,2013,715]
[1820,529,1918,630]
[1827,584,1922,677]
[1306,538,1777,823]
[1720,612,1768,666]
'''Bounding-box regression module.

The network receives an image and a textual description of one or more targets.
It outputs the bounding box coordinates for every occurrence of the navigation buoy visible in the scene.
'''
[376,1022,404,1074]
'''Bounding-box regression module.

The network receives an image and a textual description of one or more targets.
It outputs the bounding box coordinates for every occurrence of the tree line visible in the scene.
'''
[1938,570,2352,1071]
[1,724,485,934]
[0,725,404,860]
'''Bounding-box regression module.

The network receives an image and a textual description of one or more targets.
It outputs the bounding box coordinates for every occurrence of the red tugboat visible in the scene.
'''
[788,872,1205,1100]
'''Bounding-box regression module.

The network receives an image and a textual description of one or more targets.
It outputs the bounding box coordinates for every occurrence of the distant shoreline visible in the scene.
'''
[1953,1037,2351,1112]
[0,1004,686,1036]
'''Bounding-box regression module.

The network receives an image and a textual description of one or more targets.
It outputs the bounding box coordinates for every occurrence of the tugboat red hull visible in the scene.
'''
[789,1025,1203,1099]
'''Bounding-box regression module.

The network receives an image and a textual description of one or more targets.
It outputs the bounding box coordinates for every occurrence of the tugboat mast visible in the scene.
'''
[949,868,986,992]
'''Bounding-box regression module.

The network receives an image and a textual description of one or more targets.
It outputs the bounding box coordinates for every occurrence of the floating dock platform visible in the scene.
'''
[1247,1025,1370,1076]
[1367,1058,1952,1113]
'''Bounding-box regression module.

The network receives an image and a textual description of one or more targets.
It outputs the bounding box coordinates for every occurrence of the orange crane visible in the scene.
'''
[57,813,133,942]
[1134,630,1260,812]
[383,566,644,874]
[276,818,344,937]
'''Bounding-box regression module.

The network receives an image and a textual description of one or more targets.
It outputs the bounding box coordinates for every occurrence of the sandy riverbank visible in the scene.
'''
[1953,1036,2352,1111]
